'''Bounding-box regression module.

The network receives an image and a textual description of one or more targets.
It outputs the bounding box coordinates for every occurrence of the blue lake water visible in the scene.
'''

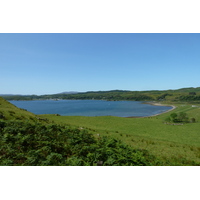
[9,100,172,117]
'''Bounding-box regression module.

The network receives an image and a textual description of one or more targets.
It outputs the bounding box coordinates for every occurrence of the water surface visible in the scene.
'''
[9,100,172,117]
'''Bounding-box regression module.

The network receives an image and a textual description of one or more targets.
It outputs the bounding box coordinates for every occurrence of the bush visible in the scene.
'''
[170,113,178,123]
[0,120,162,166]
[0,112,5,119]
[165,112,190,123]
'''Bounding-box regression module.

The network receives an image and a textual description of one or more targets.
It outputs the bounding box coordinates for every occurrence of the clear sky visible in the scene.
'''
[1,33,200,95]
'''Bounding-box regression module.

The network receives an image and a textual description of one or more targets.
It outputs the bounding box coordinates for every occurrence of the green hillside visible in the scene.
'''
[0,97,36,121]
[3,86,200,102]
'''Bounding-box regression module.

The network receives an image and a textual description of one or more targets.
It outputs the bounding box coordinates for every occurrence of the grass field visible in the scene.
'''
[41,103,200,165]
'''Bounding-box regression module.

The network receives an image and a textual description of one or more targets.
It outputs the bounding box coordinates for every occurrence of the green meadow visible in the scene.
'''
[41,103,200,165]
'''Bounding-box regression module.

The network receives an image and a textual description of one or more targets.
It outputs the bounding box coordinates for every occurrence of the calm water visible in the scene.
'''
[9,100,172,117]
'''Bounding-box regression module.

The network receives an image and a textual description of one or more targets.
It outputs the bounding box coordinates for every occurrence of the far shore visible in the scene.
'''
[126,101,176,118]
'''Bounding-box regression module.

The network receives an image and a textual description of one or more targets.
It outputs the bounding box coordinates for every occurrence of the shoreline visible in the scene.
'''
[126,101,176,118]
[9,99,177,118]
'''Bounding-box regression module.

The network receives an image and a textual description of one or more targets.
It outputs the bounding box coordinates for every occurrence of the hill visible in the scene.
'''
[2,86,200,102]
[57,91,79,94]
[0,97,36,121]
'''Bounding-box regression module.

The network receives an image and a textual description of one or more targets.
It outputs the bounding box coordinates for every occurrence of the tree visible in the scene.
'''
[170,113,178,122]
[178,112,189,123]
[166,112,190,123]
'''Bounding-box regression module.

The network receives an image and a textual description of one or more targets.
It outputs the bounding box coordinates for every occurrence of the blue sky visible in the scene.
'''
[1,33,200,95]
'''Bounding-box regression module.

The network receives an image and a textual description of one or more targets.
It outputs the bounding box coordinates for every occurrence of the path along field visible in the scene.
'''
[41,103,200,165]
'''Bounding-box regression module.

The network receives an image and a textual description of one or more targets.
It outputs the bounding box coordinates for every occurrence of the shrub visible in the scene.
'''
[165,112,190,123]
[0,120,162,166]
[0,112,5,119]
[170,113,178,122]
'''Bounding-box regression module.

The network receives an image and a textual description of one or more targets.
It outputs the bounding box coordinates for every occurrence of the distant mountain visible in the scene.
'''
[57,91,79,94]
[0,94,22,96]
[0,92,79,96]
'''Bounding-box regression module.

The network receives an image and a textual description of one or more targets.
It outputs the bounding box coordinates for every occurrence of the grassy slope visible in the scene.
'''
[0,97,50,123]
[0,97,36,120]
[41,103,200,164]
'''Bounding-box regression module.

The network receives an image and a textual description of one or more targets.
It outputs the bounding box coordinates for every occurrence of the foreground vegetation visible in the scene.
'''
[0,120,163,166]
[1,96,200,165]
